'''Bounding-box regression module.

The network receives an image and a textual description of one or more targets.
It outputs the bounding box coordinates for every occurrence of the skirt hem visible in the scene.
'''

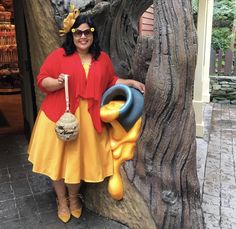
[29,160,112,184]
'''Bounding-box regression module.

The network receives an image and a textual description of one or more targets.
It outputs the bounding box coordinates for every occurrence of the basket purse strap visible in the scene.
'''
[64,74,70,112]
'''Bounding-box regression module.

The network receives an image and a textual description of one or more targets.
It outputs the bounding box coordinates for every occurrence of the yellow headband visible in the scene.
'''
[59,5,80,36]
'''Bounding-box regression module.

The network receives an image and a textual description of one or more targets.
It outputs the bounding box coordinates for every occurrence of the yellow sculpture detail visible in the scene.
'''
[59,5,80,36]
[100,101,142,200]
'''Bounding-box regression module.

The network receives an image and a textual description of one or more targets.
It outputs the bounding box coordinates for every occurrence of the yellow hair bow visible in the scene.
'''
[59,5,80,36]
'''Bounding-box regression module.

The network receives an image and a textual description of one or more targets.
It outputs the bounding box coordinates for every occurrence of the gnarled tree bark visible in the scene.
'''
[22,0,204,228]
[134,1,203,227]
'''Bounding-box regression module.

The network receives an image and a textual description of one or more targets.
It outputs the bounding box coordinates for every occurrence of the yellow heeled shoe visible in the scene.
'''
[57,198,71,223]
[69,194,83,218]
[58,211,71,223]
[71,207,82,218]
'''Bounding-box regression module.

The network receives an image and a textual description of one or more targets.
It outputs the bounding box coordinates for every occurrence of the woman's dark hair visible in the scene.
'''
[62,15,101,60]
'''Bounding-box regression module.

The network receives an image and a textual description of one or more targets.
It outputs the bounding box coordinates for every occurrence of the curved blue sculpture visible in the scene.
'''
[101,84,144,131]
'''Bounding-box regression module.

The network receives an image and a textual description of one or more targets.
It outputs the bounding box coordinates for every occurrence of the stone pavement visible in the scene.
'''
[0,102,236,228]
[197,103,236,229]
[0,134,128,229]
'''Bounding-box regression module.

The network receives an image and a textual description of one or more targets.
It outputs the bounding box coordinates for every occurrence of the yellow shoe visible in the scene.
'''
[71,207,82,218]
[58,211,71,223]
[57,198,71,223]
[69,194,83,219]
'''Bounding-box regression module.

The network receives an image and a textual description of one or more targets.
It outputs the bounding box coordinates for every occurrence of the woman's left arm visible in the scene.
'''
[116,79,145,94]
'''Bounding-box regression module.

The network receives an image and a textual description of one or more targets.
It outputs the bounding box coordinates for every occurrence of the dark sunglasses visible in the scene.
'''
[72,28,94,37]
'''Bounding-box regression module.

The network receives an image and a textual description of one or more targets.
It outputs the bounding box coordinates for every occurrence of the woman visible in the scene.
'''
[28,14,145,223]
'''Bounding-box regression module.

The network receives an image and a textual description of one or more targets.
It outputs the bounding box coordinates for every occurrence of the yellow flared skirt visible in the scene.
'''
[28,99,113,184]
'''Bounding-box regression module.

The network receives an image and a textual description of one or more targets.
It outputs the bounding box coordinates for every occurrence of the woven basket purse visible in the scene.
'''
[55,74,79,141]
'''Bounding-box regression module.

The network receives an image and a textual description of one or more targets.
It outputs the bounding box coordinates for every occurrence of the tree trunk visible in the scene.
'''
[133,1,203,227]
[23,0,204,228]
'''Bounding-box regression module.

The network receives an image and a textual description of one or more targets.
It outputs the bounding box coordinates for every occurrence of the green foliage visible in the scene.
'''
[212,0,235,50]
[211,27,232,50]
[192,0,199,25]
[213,0,235,27]
[192,0,235,50]
[192,0,199,15]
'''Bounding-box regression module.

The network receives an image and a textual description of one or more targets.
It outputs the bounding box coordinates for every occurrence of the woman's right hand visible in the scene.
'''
[58,73,66,85]
[42,73,67,92]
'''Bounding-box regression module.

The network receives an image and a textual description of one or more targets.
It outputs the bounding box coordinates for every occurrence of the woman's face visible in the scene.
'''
[72,23,94,54]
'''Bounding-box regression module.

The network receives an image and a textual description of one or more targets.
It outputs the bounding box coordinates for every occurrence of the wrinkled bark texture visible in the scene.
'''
[134,1,204,227]
[23,0,204,228]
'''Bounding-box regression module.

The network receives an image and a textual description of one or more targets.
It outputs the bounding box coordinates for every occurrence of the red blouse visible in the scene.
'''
[37,48,118,133]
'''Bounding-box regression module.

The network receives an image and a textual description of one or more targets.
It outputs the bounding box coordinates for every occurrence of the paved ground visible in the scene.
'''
[0,135,128,229]
[197,103,236,229]
[0,102,236,228]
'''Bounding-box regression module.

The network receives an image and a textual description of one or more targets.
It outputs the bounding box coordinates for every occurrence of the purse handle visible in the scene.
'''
[64,74,70,112]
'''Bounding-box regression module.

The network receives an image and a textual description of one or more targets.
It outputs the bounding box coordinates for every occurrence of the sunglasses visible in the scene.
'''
[72,28,94,37]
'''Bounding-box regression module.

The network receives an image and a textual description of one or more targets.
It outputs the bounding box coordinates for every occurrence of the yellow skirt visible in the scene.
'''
[28,100,113,184]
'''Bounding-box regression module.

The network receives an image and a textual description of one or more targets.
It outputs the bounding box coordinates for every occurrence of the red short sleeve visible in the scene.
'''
[37,48,64,93]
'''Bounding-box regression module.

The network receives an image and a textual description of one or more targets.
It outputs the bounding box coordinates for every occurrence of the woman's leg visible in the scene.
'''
[66,183,81,197]
[66,183,82,218]
[52,179,70,223]
[53,179,67,200]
